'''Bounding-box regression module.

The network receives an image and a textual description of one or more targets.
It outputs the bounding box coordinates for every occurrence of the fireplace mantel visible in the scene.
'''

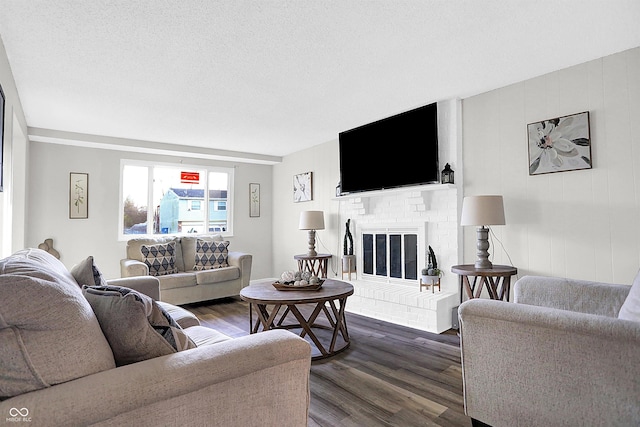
[333,183,455,200]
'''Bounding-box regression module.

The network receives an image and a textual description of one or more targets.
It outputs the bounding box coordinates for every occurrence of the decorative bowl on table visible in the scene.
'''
[273,270,323,291]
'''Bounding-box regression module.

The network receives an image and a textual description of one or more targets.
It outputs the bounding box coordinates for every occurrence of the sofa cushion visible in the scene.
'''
[83,285,196,366]
[141,241,179,276]
[70,255,108,287]
[183,325,232,346]
[194,239,230,270]
[195,265,240,285]
[156,301,201,329]
[619,269,640,322]
[127,236,185,272]
[158,272,198,291]
[0,249,116,399]
[181,234,224,271]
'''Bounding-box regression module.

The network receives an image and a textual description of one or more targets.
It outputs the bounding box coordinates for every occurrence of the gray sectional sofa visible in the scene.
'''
[0,248,311,426]
[121,235,252,305]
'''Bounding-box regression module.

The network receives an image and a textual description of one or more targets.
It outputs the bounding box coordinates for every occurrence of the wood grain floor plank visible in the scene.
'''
[184,297,472,427]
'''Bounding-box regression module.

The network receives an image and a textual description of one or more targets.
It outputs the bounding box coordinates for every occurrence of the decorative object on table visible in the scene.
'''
[299,210,324,256]
[527,111,591,175]
[69,172,89,219]
[0,82,4,192]
[274,270,323,290]
[420,245,442,292]
[293,171,312,202]
[342,219,356,277]
[460,195,505,269]
[441,163,454,184]
[38,238,61,259]
[249,183,260,217]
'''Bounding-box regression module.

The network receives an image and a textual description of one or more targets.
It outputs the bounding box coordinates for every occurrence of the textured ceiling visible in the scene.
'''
[1,1,639,158]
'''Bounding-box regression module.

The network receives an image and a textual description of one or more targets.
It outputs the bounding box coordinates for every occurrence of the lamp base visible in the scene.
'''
[307,230,318,257]
[475,226,493,269]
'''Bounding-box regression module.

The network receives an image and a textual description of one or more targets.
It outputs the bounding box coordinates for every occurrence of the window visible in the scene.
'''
[120,161,233,238]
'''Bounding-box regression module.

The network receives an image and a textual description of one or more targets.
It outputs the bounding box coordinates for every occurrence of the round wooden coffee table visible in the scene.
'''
[240,279,354,360]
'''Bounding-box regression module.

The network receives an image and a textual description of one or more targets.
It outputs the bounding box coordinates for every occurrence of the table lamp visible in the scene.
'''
[299,210,325,256]
[460,195,505,269]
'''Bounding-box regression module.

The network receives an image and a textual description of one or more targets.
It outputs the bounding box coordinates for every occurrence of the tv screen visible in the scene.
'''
[339,102,439,195]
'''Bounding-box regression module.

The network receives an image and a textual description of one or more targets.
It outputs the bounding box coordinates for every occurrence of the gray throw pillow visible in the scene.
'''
[70,255,108,287]
[82,285,196,366]
[619,269,640,322]
[0,249,115,399]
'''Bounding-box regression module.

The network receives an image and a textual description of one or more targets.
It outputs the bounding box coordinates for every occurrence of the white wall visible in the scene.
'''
[0,37,29,258]
[272,141,341,278]
[27,142,274,280]
[462,46,640,284]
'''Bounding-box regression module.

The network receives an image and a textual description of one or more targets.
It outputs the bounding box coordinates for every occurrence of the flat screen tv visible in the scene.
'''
[338,102,439,195]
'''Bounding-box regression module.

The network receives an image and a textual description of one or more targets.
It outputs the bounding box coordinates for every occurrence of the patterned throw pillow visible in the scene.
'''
[140,241,178,276]
[82,285,196,366]
[194,239,229,270]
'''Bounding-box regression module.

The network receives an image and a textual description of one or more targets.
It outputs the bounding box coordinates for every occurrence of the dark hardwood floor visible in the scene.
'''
[184,297,471,427]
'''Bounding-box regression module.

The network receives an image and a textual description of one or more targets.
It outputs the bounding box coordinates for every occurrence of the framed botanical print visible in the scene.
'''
[69,172,89,219]
[293,172,312,202]
[527,111,591,175]
[249,183,260,217]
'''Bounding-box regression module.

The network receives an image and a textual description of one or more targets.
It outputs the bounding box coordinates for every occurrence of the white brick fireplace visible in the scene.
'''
[333,98,462,333]
[337,185,460,333]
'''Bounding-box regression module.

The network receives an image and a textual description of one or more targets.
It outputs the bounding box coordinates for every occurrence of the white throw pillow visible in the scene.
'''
[619,269,640,322]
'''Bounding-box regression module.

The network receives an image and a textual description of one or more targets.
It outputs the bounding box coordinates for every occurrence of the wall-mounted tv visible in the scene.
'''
[338,102,439,195]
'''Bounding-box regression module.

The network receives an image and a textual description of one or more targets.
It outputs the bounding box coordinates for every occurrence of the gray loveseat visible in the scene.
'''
[121,235,252,305]
[458,274,640,426]
[1,248,311,426]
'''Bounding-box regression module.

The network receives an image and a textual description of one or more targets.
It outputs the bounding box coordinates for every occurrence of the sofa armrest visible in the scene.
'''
[514,275,631,317]
[107,276,161,300]
[227,251,252,287]
[0,330,311,427]
[458,299,640,426]
[120,258,149,278]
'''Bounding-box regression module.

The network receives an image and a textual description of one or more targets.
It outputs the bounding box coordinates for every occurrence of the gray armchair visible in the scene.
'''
[458,275,640,427]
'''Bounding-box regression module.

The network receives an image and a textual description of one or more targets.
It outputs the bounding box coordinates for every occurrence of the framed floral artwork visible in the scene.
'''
[69,172,88,219]
[293,171,312,202]
[527,111,591,175]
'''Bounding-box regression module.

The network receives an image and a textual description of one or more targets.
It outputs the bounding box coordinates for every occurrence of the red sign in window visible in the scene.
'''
[180,171,200,184]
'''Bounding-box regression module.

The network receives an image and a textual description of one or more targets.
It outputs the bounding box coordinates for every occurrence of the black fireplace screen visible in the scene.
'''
[362,233,417,281]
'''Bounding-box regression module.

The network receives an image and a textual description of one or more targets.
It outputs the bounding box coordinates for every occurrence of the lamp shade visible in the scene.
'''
[460,196,505,226]
[299,211,325,230]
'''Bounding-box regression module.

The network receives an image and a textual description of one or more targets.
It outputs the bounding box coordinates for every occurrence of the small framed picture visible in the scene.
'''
[293,172,312,202]
[527,111,591,175]
[249,183,260,217]
[69,172,89,219]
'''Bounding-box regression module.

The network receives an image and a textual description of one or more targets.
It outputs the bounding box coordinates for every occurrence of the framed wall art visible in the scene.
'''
[293,171,312,202]
[527,111,591,175]
[69,172,88,219]
[249,183,260,217]
[0,83,5,192]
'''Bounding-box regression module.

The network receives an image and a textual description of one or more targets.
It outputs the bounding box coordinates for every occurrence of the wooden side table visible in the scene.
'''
[294,253,332,278]
[451,264,518,303]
